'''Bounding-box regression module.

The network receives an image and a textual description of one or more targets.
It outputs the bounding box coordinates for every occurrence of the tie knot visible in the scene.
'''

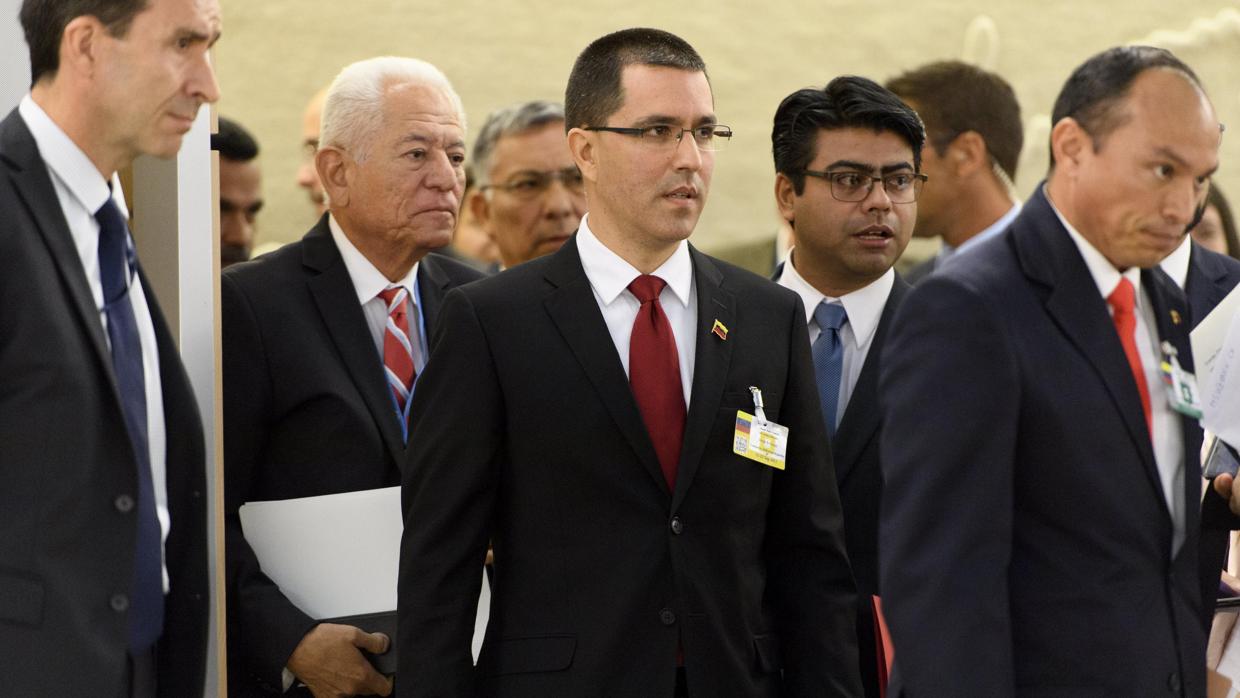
[378,286,407,309]
[628,274,667,304]
[813,301,848,332]
[1107,277,1136,316]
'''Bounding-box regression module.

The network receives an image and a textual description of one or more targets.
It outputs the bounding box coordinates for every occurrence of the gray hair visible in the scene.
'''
[320,56,465,162]
[472,100,565,186]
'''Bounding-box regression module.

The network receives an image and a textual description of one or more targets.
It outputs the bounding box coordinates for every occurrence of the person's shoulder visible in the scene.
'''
[1193,242,1240,285]
[421,250,488,287]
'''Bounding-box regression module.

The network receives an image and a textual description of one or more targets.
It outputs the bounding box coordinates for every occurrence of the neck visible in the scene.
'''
[334,214,428,282]
[790,248,875,299]
[942,179,1014,248]
[31,83,124,180]
[588,215,680,274]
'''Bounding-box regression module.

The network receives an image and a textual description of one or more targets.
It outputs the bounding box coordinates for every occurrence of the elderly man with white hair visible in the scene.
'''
[222,56,484,697]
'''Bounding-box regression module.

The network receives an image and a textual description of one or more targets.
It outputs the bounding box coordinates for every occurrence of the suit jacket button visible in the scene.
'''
[670,516,683,535]
[1167,672,1180,693]
[659,608,676,626]
[114,495,134,513]
[110,594,129,612]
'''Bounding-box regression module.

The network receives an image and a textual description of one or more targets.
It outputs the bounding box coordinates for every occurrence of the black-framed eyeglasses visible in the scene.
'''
[803,169,928,203]
[583,124,732,151]
[480,167,585,200]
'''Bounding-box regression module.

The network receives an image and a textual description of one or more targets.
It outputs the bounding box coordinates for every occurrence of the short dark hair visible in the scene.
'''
[1050,46,1203,165]
[564,27,707,131]
[211,117,260,162]
[886,61,1022,180]
[20,0,149,86]
[771,76,925,195]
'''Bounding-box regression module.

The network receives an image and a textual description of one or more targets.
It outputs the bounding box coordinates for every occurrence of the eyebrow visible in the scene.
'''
[178,27,221,48]
[1151,146,1218,177]
[630,114,718,128]
[826,159,915,175]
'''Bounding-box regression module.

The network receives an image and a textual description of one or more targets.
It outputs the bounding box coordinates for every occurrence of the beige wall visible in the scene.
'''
[215,0,1240,271]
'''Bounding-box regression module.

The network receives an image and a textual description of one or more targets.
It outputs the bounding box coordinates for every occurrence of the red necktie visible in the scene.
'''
[1107,277,1152,436]
[378,286,416,424]
[627,275,686,490]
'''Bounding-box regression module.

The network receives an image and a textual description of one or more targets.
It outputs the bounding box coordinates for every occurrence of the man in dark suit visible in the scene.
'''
[884,61,1023,285]
[224,57,483,697]
[880,47,1225,696]
[1159,235,1240,327]
[398,28,861,697]
[0,0,219,695]
[770,76,921,698]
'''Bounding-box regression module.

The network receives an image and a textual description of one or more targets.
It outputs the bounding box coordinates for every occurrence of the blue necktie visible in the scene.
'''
[96,196,164,651]
[811,301,848,438]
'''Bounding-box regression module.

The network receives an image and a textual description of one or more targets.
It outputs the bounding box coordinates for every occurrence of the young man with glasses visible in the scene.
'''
[771,75,923,698]
[399,27,862,698]
[470,100,586,269]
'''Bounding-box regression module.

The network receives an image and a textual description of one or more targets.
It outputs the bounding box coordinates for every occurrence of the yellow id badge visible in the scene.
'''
[733,410,789,470]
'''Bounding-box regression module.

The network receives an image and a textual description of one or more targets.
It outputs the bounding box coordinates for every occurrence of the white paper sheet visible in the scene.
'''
[240,486,491,661]
[1201,310,1240,449]
[1193,283,1240,390]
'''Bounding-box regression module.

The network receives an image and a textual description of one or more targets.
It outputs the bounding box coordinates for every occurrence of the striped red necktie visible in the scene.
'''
[378,286,416,427]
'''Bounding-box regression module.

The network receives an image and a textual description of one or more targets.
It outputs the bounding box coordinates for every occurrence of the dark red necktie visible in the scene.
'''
[628,275,686,489]
[1107,277,1152,437]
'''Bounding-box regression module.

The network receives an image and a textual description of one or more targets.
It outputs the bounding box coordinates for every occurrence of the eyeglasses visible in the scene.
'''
[481,167,585,200]
[583,124,733,151]
[803,169,928,203]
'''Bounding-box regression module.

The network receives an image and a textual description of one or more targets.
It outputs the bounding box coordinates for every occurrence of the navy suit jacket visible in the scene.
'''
[1184,241,1240,328]
[222,219,484,694]
[0,108,208,695]
[880,187,1207,696]
[399,238,862,697]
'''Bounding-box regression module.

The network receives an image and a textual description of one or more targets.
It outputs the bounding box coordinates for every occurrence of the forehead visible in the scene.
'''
[378,81,464,135]
[138,0,222,37]
[809,127,915,167]
[219,158,260,188]
[1105,68,1220,168]
[613,64,714,122]
[491,122,572,171]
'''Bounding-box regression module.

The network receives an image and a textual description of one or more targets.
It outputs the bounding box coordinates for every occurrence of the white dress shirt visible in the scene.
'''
[1048,192,1186,553]
[328,215,428,373]
[576,214,697,407]
[777,252,894,421]
[1159,235,1193,291]
[19,95,171,590]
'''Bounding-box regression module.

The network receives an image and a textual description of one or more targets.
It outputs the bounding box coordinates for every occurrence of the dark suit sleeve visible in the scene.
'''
[766,294,863,696]
[879,276,1020,695]
[397,288,499,696]
[221,273,318,689]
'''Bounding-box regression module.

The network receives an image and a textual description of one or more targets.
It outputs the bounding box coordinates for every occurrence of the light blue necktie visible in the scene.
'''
[811,301,848,438]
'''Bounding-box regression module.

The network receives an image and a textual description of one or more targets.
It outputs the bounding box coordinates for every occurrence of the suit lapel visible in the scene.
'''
[1013,189,1165,514]
[1,110,115,393]
[302,221,406,463]
[542,238,670,495]
[833,276,907,485]
[672,249,735,511]
[416,253,450,338]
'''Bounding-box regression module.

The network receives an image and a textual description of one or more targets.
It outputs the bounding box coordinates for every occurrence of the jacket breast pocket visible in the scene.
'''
[0,568,44,627]
[486,634,576,676]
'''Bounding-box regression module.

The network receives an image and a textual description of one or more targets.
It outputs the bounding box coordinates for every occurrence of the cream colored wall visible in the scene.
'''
[215,0,1240,271]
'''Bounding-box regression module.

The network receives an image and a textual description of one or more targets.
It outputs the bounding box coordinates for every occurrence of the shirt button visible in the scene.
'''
[114,495,135,513]
[110,594,129,612]
[670,516,683,535]
[659,608,676,626]
[1167,672,1181,693]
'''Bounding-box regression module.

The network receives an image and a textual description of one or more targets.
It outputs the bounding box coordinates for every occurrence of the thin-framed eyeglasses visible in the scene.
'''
[583,124,733,151]
[480,167,585,200]
[802,169,928,203]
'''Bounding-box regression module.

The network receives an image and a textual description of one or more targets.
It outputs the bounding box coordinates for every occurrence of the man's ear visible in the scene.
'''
[568,128,597,183]
[59,15,104,80]
[468,187,492,230]
[1050,117,1089,178]
[774,172,798,225]
[949,131,990,178]
[316,147,350,207]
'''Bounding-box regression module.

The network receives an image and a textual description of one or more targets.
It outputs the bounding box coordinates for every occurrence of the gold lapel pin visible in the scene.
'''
[711,319,728,341]
[1170,309,1182,326]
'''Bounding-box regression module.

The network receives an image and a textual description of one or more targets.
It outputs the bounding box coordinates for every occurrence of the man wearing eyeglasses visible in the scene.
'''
[771,76,922,698]
[399,27,861,698]
[470,100,586,269]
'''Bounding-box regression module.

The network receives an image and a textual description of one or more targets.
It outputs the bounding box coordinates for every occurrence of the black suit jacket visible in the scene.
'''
[222,218,484,694]
[880,187,1208,696]
[398,237,862,697]
[1184,240,1240,328]
[0,108,208,695]
[901,255,934,285]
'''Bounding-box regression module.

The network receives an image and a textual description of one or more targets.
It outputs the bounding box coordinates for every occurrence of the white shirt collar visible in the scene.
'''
[1158,235,1193,291]
[1046,186,1142,303]
[19,94,127,218]
[575,213,693,308]
[780,249,894,348]
[328,214,420,305]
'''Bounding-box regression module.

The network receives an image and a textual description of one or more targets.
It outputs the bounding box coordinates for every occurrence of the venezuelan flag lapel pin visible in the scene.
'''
[1170,309,1182,326]
[711,319,728,341]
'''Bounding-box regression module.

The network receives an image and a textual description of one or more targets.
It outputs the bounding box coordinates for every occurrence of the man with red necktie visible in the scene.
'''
[398,28,860,698]
[222,56,483,697]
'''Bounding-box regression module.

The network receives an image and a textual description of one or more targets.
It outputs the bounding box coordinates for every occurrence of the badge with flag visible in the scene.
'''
[711,319,728,341]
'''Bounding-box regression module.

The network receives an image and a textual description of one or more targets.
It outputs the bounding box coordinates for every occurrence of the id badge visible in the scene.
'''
[733,386,789,470]
[1159,341,1202,419]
